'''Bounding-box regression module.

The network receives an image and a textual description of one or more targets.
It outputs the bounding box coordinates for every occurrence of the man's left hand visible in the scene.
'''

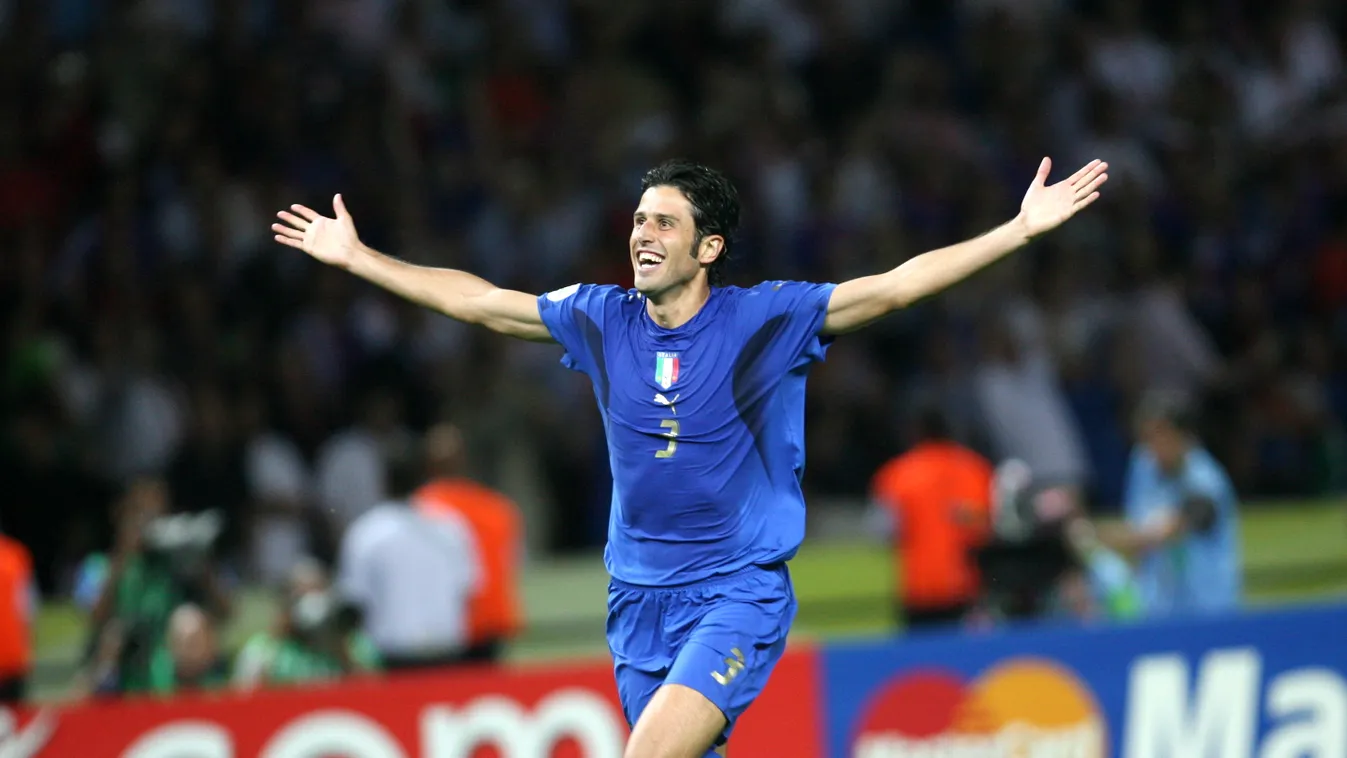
[1015,158,1109,238]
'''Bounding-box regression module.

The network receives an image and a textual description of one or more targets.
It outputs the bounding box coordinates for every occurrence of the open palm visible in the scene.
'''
[1019,158,1109,238]
[272,194,362,269]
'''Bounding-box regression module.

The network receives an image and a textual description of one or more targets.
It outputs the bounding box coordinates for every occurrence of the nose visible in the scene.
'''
[633,221,655,245]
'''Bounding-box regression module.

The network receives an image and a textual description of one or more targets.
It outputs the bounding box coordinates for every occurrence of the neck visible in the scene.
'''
[646,279,712,329]
[1161,446,1193,476]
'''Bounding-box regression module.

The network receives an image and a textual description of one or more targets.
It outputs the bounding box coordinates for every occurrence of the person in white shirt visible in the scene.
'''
[973,315,1091,490]
[336,453,481,670]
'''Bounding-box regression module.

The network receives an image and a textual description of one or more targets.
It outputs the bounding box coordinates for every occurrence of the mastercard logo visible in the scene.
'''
[852,657,1107,758]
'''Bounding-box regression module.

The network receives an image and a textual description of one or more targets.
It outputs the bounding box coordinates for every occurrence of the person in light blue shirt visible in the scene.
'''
[1118,391,1242,618]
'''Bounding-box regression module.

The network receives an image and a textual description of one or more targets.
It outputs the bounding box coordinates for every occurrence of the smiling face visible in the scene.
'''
[630,185,724,297]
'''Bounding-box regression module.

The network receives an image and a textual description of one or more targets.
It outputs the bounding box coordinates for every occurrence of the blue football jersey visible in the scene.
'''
[537,281,837,586]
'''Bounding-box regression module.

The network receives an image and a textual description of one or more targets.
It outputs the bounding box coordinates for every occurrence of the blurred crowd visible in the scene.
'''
[52,419,520,701]
[3,0,1347,698]
[871,393,1243,634]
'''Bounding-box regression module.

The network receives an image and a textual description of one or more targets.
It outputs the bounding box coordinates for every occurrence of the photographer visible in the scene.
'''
[81,477,231,695]
[233,559,380,690]
[1100,391,1242,618]
[973,463,1141,625]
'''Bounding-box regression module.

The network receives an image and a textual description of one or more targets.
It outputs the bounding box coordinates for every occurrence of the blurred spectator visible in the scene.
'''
[0,527,35,703]
[165,384,248,561]
[414,422,524,663]
[868,408,994,631]
[80,478,231,695]
[1121,232,1225,399]
[1106,391,1243,618]
[314,386,414,534]
[233,559,380,690]
[972,310,1091,492]
[87,326,186,485]
[239,385,315,587]
[143,603,229,696]
[339,451,480,671]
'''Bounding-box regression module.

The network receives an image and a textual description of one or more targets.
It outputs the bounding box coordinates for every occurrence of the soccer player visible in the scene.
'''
[272,156,1107,758]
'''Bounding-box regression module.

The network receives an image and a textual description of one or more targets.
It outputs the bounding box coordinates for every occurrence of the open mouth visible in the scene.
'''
[636,250,665,272]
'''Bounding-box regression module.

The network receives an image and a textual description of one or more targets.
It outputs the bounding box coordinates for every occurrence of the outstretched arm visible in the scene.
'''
[822,158,1108,335]
[273,195,553,343]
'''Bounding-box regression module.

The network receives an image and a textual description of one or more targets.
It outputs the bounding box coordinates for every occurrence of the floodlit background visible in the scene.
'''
[1,0,1345,709]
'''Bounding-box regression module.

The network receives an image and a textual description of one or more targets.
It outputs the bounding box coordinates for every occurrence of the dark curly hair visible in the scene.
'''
[641,160,740,286]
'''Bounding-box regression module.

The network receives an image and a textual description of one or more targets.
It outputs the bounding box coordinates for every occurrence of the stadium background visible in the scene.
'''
[2,0,1346,755]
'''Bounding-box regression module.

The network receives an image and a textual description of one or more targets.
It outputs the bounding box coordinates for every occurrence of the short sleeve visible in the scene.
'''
[1121,448,1154,522]
[537,284,622,375]
[743,280,838,367]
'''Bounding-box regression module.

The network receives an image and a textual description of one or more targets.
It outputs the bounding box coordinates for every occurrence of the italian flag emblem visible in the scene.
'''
[655,352,680,390]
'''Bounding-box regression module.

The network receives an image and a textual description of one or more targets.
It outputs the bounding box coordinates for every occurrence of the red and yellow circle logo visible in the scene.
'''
[853,658,1107,757]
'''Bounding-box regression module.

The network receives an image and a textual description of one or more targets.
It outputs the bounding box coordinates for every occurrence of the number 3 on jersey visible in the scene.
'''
[653,382,681,460]
[656,418,679,459]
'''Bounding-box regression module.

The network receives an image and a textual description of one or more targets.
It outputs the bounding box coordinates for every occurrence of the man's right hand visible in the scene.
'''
[273,194,362,270]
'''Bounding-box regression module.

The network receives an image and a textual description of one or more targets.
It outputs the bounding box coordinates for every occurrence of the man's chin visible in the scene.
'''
[632,274,661,296]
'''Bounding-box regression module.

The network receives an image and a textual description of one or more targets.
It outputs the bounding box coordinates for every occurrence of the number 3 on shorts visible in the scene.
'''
[656,419,679,458]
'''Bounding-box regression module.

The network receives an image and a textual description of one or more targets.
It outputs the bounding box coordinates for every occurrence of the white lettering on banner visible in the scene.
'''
[123,722,232,758]
[422,688,625,758]
[260,711,408,758]
[1124,648,1260,758]
[1124,648,1347,758]
[110,689,625,758]
[0,709,56,758]
[1261,669,1347,758]
[854,721,1104,758]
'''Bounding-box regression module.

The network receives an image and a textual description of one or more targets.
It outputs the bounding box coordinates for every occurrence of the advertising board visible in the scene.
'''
[5,649,823,757]
[824,604,1347,758]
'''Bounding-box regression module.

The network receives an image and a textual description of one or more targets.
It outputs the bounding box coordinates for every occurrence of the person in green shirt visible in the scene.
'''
[233,560,380,689]
[81,478,232,695]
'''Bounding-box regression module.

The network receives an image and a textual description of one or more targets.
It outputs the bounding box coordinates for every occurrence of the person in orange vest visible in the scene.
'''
[413,423,524,662]
[0,526,36,703]
[869,408,994,631]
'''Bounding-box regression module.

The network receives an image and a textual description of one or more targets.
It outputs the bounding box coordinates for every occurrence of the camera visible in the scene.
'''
[288,590,361,651]
[141,510,222,591]
[973,460,1080,621]
[1180,493,1218,534]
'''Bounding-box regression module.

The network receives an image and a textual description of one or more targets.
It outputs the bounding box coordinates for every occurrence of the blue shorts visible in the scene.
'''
[606,563,797,749]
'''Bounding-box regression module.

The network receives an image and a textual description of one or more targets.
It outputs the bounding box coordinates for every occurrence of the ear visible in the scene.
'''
[697,235,725,266]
